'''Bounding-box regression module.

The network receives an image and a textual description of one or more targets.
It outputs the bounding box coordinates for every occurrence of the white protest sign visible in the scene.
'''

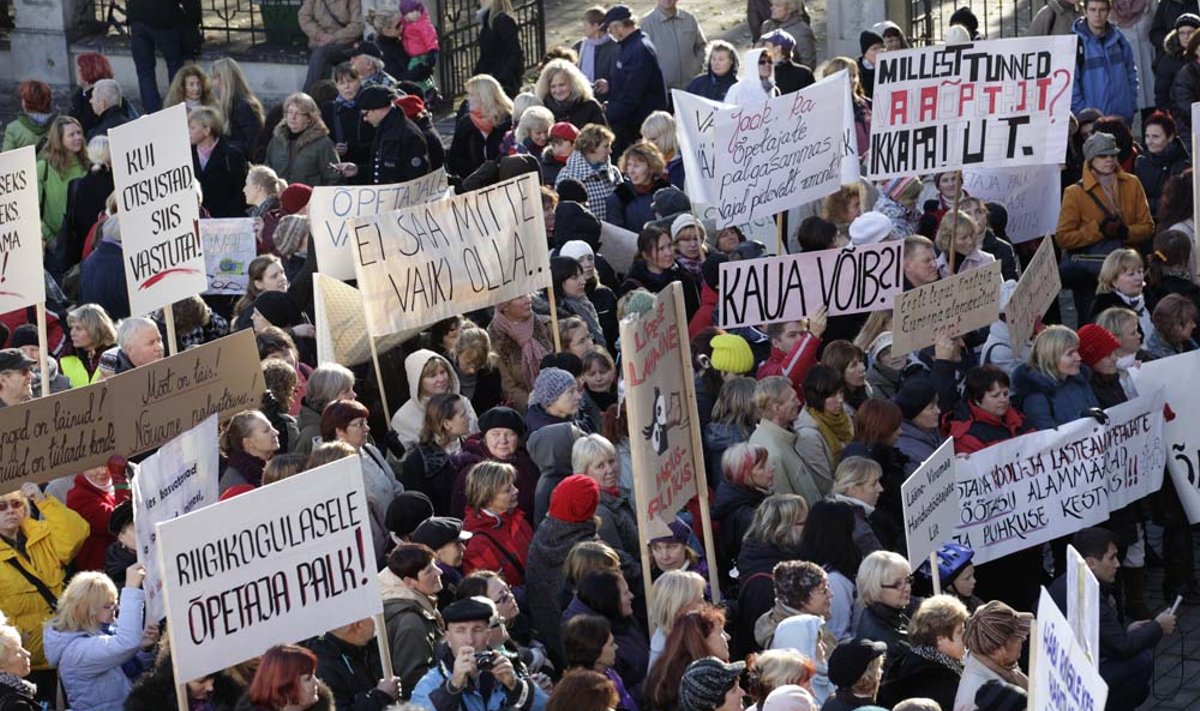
[309,168,448,281]
[350,172,550,337]
[868,36,1076,179]
[1005,237,1061,352]
[1066,544,1100,668]
[132,415,219,622]
[1035,588,1109,711]
[962,166,1061,244]
[712,72,851,228]
[952,387,1165,564]
[200,218,256,295]
[891,260,1001,356]
[0,146,45,312]
[157,456,382,683]
[718,241,902,328]
[901,437,959,570]
[1131,350,1200,523]
[109,103,206,316]
[672,90,727,208]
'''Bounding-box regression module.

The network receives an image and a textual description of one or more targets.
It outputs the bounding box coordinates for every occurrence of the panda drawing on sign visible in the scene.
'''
[642,387,669,456]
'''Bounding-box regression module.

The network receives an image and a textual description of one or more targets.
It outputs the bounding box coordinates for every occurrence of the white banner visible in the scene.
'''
[350,172,550,337]
[868,36,1076,179]
[962,166,1061,244]
[672,90,726,208]
[200,218,256,296]
[901,437,959,570]
[132,415,220,622]
[109,104,206,316]
[0,146,45,312]
[712,72,852,228]
[309,168,448,281]
[1131,351,1200,523]
[1065,544,1100,668]
[1035,587,1108,711]
[718,241,903,328]
[952,388,1166,564]
[158,456,382,684]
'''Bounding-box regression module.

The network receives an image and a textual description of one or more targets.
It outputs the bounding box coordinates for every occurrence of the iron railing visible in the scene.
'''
[86,0,274,47]
[434,0,546,99]
[909,0,1051,45]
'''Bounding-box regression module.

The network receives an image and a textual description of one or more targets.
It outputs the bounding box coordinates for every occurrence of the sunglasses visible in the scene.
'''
[758,58,772,65]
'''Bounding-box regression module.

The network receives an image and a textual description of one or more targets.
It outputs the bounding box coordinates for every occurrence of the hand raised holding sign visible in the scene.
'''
[806,304,828,338]
[124,562,146,590]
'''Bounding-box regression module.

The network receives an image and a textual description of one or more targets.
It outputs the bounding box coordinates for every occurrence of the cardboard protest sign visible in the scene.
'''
[157,456,382,683]
[712,72,851,227]
[868,36,1076,179]
[1035,588,1108,711]
[891,260,1001,356]
[901,437,959,570]
[309,168,448,281]
[1066,544,1100,667]
[133,415,220,621]
[1131,351,1200,523]
[350,172,550,337]
[109,104,206,316]
[962,166,1061,244]
[718,241,903,328]
[313,273,417,367]
[1005,237,1061,352]
[200,218,256,295]
[0,330,263,494]
[0,146,45,312]
[952,387,1166,564]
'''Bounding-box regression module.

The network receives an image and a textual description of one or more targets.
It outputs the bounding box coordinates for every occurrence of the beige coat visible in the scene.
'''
[749,418,822,507]
[298,0,364,48]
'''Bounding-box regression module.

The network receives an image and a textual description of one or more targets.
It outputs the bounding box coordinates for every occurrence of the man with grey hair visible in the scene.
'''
[98,316,164,378]
[349,41,397,90]
[0,349,36,407]
[87,79,129,140]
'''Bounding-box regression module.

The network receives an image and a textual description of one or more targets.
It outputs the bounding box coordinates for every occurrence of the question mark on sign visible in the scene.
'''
[1047,68,1071,123]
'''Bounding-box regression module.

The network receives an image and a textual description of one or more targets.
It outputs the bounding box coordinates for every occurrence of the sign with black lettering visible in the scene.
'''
[350,172,551,337]
[0,146,44,312]
[718,241,902,328]
[868,36,1075,179]
[891,260,1002,356]
[109,104,206,316]
[901,437,959,570]
[157,456,382,684]
[1132,350,1200,523]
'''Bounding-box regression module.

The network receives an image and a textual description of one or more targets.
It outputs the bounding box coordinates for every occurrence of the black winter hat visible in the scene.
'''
[949,6,980,36]
[108,499,133,536]
[553,201,602,249]
[385,491,434,539]
[985,201,1009,241]
[701,253,728,290]
[478,406,528,439]
[556,178,589,204]
[499,154,540,182]
[893,376,938,420]
[540,351,583,377]
[357,85,396,110]
[859,29,884,55]
[1176,13,1200,30]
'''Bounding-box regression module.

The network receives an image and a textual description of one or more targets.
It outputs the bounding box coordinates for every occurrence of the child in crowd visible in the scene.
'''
[540,121,579,185]
[581,346,617,411]
[398,0,440,99]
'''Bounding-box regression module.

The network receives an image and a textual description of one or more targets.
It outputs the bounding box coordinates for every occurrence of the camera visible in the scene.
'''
[474,651,496,670]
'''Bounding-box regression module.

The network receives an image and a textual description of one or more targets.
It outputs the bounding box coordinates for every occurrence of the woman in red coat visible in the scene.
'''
[64,457,129,572]
[462,460,533,586]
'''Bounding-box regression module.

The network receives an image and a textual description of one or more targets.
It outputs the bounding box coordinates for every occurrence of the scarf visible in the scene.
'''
[227,449,266,487]
[579,35,608,80]
[561,293,604,343]
[490,309,549,389]
[26,111,53,126]
[469,107,495,136]
[543,95,577,122]
[972,651,1029,689]
[1117,291,1155,342]
[912,645,964,675]
[1111,0,1150,26]
[807,406,853,462]
[0,672,35,699]
[676,254,704,280]
[334,94,357,110]
[418,440,457,480]
[249,194,279,219]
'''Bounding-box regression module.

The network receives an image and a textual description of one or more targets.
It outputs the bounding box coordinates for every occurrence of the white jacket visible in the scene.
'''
[390,349,478,450]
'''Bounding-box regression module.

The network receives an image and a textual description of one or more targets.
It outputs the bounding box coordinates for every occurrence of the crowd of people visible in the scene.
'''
[0,0,1196,710]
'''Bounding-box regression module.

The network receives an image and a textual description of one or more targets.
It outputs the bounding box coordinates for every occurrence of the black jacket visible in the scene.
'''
[0,679,38,711]
[572,37,620,96]
[839,441,908,554]
[711,481,766,571]
[402,443,458,516]
[226,97,265,158]
[1171,60,1200,133]
[685,70,737,101]
[1156,29,1190,111]
[1048,574,1164,662]
[366,108,431,185]
[193,139,249,218]
[732,537,803,657]
[126,654,244,711]
[1133,135,1190,216]
[71,89,137,136]
[773,60,815,95]
[1152,0,1199,53]
[409,111,446,172]
[447,113,511,181]
[305,633,397,711]
[62,168,113,269]
[474,11,525,97]
[876,649,960,711]
[543,96,608,130]
[88,105,130,140]
[981,229,1021,282]
[127,0,197,28]
[855,601,912,667]
[1147,273,1200,315]
[322,99,377,177]
[618,259,701,321]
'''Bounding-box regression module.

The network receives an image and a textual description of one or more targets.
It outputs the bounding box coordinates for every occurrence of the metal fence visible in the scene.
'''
[434,0,545,99]
[909,0,1051,45]
[86,0,271,47]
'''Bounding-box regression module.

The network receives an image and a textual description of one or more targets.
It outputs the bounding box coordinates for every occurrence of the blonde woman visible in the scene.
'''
[0,615,36,708]
[462,461,533,585]
[877,594,969,710]
[264,93,341,186]
[733,495,809,655]
[190,107,248,218]
[535,59,606,128]
[934,209,993,277]
[390,349,479,451]
[640,111,683,187]
[1011,325,1100,430]
[448,74,514,179]
[514,105,554,156]
[454,326,504,414]
[210,57,266,156]
[37,116,90,242]
[573,434,638,555]
[747,649,823,708]
[43,569,159,710]
[831,456,885,557]
[855,550,915,665]
[647,570,707,671]
[1090,248,1151,337]
[61,303,117,388]
[164,64,218,112]
[474,0,525,96]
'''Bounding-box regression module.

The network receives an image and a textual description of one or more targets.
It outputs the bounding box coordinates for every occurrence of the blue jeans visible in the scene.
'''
[130,21,184,113]
[305,43,353,91]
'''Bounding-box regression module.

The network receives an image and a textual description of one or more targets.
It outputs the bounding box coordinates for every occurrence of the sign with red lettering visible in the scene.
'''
[868,36,1075,179]
[620,283,701,532]
[110,104,206,316]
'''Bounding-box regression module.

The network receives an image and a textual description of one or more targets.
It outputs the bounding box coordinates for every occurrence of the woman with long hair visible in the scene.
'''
[60,135,113,271]
[264,93,341,186]
[1156,169,1194,238]
[243,165,287,254]
[239,644,332,710]
[639,112,684,189]
[563,616,636,711]
[647,570,706,671]
[38,116,90,243]
[454,326,505,415]
[402,393,472,515]
[733,494,809,657]
[210,57,266,157]
[1147,230,1200,313]
[934,210,994,278]
[535,59,606,128]
[795,500,861,642]
[448,74,514,180]
[563,569,649,698]
[546,668,621,711]
[1148,293,1200,357]
[474,0,525,96]
[619,227,702,319]
[644,605,729,711]
[164,64,218,111]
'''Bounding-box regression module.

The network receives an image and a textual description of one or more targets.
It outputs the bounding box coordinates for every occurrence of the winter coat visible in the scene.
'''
[604,177,669,231]
[1171,60,1200,131]
[945,399,1028,455]
[410,643,547,711]
[305,633,396,711]
[1055,163,1155,250]
[555,151,622,222]
[322,98,375,173]
[640,5,707,90]
[1011,363,1101,430]
[402,441,462,516]
[298,0,363,48]
[896,420,944,477]
[38,157,87,242]
[233,683,335,711]
[756,333,820,404]
[390,349,479,451]
[2,113,53,152]
[1072,18,1140,122]
[749,418,819,507]
[597,489,639,556]
[936,247,995,279]
[528,423,584,527]
[0,676,39,711]
[264,121,342,187]
[1157,30,1190,113]
[125,654,244,711]
[703,419,750,489]
[1133,135,1190,216]
[43,586,154,711]
[772,60,815,95]
[606,28,669,134]
[855,601,912,667]
[877,648,961,711]
[618,259,701,320]
[103,542,135,592]
[573,37,620,89]
[474,11,525,97]
[953,653,1016,711]
[292,403,323,455]
[981,230,1021,282]
[80,240,129,319]
[538,147,567,185]
[448,111,512,182]
[525,516,599,668]
[225,97,264,158]
[87,106,129,141]
[1118,0,1157,110]
[543,95,608,130]
[365,107,432,185]
[65,474,130,573]
[980,319,1033,377]
[1028,0,1082,35]
[561,597,650,695]
[450,433,541,520]
[379,568,444,697]
[62,167,113,269]
[486,314,552,412]
[760,14,817,68]
[193,139,249,218]
[792,409,840,502]
[0,496,88,669]
[732,537,804,657]
[711,480,766,569]
[685,66,737,102]
[839,441,909,543]
[69,89,137,137]
[462,506,533,586]
[1152,0,1200,51]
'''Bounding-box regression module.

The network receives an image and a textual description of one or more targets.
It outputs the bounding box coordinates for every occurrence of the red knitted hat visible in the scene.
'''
[548,474,600,523]
[1077,324,1120,368]
[280,183,313,215]
[394,94,426,119]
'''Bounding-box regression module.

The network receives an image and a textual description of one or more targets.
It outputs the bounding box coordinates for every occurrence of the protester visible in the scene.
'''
[306,617,401,710]
[265,93,342,187]
[954,601,1032,709]
[686,40,739,100]
[877,595,968,710]
[564,569,649,697]
[240,644,332,711]
[602,5,669,152]
[732,496,808,657]
[823,639,887,711]
[379,543,445,697]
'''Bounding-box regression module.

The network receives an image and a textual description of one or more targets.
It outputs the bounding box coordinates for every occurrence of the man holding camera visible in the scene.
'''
[411,596,548,711]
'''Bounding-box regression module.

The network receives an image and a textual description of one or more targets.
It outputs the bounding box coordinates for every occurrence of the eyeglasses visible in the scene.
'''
[493,590,515,605]
[0,499,26,512]
[758,58,773,65]
[881,576,914,590]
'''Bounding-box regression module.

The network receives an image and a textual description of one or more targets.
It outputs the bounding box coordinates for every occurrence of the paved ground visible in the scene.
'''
[1139,563,1200,710]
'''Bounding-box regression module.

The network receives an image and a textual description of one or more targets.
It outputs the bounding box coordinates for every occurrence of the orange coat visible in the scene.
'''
[1055,164,1154,250]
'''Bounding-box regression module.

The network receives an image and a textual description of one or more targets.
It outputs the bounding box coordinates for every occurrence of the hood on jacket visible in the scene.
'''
[273,119,331,146]
[530,516,598,563]
[405,348,460,402]
[1166,28,1186,57]
[712,478,768,519]
[553,200,603,249]
[526,422,582,478]
[725,48,774,106]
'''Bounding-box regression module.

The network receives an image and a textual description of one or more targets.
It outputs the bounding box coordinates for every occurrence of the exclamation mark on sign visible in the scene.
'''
[355,527,368,585]
[1,252,10,283]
